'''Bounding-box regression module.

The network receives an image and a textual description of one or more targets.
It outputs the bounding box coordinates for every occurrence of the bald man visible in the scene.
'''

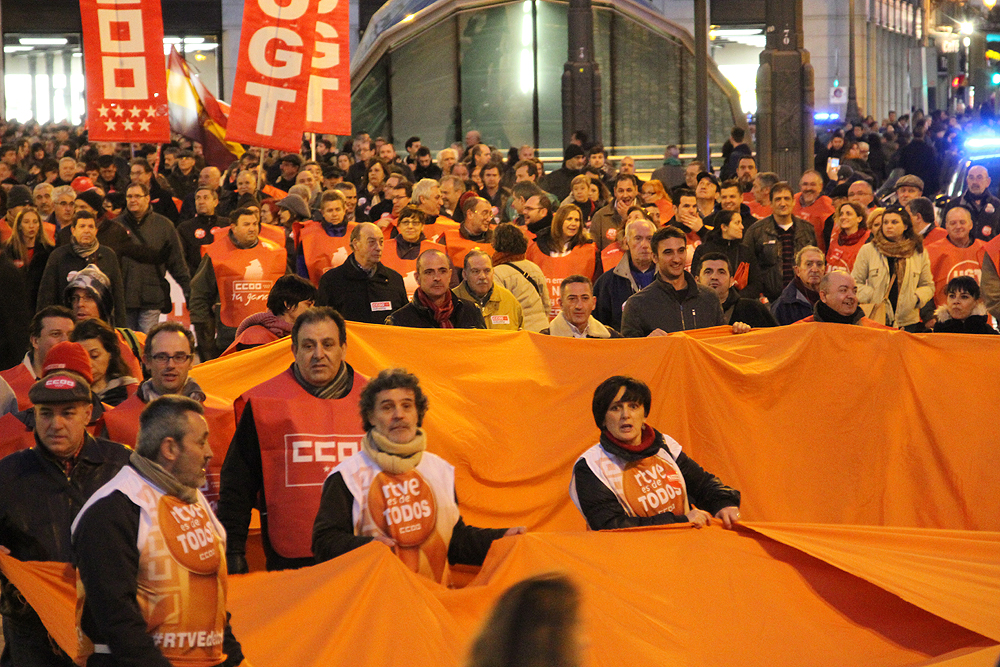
[959,165,1000,242]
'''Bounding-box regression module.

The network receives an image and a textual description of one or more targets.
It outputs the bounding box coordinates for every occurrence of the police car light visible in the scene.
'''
[814,112,831,121]
[964,136,1000,151]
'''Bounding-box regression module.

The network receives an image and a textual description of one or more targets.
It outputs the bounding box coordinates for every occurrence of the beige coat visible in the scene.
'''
[852,243,934,328]
[493,261,550,332]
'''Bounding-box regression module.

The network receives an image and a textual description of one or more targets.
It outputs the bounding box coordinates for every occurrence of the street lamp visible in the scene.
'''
[959,21,975,36]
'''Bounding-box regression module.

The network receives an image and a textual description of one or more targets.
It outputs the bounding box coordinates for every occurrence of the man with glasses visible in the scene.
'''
[114,183,191,332]
[103,322,235,510]
[315,222,407,323]
[129,157,178,223]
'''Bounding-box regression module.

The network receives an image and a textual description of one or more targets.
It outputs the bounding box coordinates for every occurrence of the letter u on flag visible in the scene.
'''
[80,0,171,142]
[227,0,322,152]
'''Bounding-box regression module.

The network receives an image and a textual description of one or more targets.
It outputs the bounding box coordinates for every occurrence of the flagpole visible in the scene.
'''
[310,132,316,162]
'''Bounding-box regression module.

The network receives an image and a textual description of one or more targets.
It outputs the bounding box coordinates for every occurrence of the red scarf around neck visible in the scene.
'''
[603,423,657,453]
[416,288,455,328]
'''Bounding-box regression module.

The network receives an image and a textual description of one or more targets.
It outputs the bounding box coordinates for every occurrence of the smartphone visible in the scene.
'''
[827,157,840,171]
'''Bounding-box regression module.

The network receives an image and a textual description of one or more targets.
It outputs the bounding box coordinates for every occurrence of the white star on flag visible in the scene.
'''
[144,105,157,117]
[113,107,125,117]
[138,119,151,132]
[105,120,117,131]
[122,120,135,131]
[98,105,109,117]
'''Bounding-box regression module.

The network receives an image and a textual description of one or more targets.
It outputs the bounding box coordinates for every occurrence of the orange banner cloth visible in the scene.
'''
[4,524,997,666]
[190,322,1000,533]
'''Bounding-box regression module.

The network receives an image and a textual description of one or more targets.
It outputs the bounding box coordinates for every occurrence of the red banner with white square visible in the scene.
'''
[304,0,351,136]
[80,0,170,142]
[226,0,321,152]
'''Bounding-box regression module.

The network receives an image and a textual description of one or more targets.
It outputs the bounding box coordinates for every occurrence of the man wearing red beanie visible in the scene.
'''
[0,341,130,667]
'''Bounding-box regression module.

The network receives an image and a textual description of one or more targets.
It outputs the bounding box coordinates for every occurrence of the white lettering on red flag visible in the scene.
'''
[304,0,351,136]
[80,0,170,142]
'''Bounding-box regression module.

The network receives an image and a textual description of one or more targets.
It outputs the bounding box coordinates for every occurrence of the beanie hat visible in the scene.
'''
[64,264,113,322]
[76,189,105,213]
[105,191,126,210]
[28,342,94,404]
[277,193,309,219]
[563,145,585,162]
[7,184,31,209]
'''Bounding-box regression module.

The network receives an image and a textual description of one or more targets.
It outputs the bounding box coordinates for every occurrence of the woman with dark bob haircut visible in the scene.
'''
[570,376,741,531]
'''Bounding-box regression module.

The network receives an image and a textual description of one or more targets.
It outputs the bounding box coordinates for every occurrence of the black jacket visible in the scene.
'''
[316,257,407,324]
[691,224,763,299]
[932,314,998,335]
[385,293,486,329]
[36,243,128,325]
[0,255,30,370]
[3,241,50,309]
[721,288,778,328]
[0,435,130,619]
[176,214,230,276]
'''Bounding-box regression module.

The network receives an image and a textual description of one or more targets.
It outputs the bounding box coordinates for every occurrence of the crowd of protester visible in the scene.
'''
[1,106,998,666]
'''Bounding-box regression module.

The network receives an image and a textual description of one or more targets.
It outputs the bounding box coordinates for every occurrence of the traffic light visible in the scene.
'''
[952,74,967,88]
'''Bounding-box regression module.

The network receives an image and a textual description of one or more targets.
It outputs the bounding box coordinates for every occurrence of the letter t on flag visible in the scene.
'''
[226,0,320,152]
[80,0,170,142]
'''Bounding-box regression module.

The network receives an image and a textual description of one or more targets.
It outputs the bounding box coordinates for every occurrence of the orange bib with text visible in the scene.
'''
[526,242,597,318]
[204,234,286,327]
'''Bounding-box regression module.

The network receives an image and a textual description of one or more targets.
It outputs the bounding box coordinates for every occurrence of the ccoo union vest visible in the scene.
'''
[238,367,367,559]
[72,466,228,667]
[297,221,357,285]
[204,234,287,328]
[380,238,446,299]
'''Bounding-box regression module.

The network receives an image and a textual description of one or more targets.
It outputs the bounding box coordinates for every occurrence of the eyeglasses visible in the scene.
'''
[149,353,192,364]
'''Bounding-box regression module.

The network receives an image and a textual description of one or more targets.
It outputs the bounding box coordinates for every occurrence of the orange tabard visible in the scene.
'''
[601,243,624,272]
[0,360,36,411]
[526,242,597,318]
[103,393,236,511]
[0,412,33,459]
[825,230,871,272]
[926,238,986,306]
[238,368,368,559]
[793,194,835,251]
[744,193,771,219]
[443,229,494,270]
[204,234,286,328]
[421,217,460,244]
[381,239,446,299]
[298,221,356,285]
[986,235,1000,277]
[74,466,227,667]
[0,219,10,244]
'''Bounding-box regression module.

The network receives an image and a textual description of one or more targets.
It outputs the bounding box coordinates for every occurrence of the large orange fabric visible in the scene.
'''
[4,525,997,666]
[191,323,1000,533]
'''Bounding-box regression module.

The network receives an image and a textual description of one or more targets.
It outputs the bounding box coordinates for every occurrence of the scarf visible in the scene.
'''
[416,288,454,328]
[601,424,658,459]
[130,451,200,504]
[235,310,292,338]
[138,377,206,403]
[814,300,863,325]
[291,360,352,399]
[361,428,426,474]
[229,230,258,250]
[491,251,525,266]
[837,227,868,247]
[872,228,918,259]
[72,239,100,259]
[547,312,613,339]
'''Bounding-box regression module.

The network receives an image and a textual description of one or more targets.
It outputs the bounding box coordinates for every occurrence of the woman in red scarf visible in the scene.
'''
[570,376,741,531]
[825,201,870,272]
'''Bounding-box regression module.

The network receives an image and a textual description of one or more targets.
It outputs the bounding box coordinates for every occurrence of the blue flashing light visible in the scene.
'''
[964,136,1000,152]
[992,72,1000,85]
[814,112,831,121]
[830,113,840,120]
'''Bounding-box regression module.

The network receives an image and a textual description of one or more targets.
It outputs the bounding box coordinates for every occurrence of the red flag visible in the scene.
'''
[166,47,245,169]
[304,0,351,136]
[227,0,319,152]
[80,0,170,142]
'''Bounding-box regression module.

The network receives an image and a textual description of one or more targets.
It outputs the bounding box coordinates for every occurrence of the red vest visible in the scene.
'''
[601,243,624,272]
[1,360,36,411]
[220,326,280,356]
[443,229,494,269]
[526,242,597,318]
[923,226,948,246]
[103,392,236,510]
[381,238,446,299]
[744,193,771,219]
[0,219,10,244]
[421,217,459,244]
[207,222,285,249]
[985,235,1000,277]
[204,234,286,328]
[298,221,357,285]
[237,368,368,559]
[826,229,871,272]
[926,238,986,306]
[793,194,835,251]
